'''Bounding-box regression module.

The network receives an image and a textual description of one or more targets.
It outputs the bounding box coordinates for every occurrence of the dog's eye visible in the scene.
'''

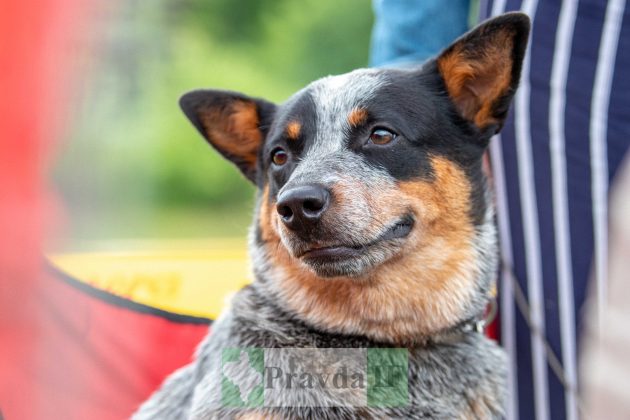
[271,148,288,166]
[369,128,397,145]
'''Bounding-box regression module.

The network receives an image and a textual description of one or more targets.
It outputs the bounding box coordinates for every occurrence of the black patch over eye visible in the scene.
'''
[271,147,288,166]
[369,128,397,145]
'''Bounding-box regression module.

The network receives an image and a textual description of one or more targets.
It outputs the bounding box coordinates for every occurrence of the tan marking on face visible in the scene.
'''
[285,121,301,140]
[259,185,280,243]
[347,107,368,127]
[260,156,480,343]
[199,100,261,166]
[437,30,515,128]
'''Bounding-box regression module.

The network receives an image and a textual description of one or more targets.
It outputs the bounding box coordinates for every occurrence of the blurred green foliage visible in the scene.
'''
[54,0,373,240]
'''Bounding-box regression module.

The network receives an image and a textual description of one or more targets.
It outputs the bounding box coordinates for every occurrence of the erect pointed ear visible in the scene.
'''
[436,12,530,133]
[179,90,277,183]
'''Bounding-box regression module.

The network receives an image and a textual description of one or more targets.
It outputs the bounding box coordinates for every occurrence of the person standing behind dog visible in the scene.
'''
[370,1,630,419]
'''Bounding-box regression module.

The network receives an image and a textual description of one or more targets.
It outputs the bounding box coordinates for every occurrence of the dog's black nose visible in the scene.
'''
[276,185,330,230]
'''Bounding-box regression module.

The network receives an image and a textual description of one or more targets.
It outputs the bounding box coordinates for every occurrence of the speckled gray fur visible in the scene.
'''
[134,277,507,419]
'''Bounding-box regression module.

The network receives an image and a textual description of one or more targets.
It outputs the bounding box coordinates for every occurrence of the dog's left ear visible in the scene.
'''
[436,12,530,133]
[179,90,277,183]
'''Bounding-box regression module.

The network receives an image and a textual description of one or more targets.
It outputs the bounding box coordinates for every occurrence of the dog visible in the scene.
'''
[134,12,530,419]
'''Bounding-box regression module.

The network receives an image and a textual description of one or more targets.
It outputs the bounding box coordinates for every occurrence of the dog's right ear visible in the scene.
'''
[179,90,277,183]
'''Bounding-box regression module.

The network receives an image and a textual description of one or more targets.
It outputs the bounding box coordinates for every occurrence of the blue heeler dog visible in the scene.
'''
[135,12,530,419]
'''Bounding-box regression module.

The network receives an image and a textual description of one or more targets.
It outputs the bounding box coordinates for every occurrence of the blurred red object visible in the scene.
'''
[0,2,209,419]
[0,0,88,416]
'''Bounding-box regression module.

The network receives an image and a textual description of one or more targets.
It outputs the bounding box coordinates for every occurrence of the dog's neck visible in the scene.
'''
[251,257,495,346]
[249,274,490,347]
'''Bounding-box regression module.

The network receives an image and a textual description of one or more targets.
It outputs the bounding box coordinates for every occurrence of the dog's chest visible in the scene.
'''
[193,287,507,419]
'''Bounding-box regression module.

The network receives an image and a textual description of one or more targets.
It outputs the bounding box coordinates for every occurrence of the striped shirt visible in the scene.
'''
[480,0,630,418]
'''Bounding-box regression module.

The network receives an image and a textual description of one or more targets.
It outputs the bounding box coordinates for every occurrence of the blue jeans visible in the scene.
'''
[369,0,471,67]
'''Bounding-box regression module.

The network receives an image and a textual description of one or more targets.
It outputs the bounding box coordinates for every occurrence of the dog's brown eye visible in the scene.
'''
[271,148,288,166]
[369,128,396,145]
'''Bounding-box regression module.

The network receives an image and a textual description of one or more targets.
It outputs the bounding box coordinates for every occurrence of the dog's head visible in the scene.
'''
[180,13,530,342]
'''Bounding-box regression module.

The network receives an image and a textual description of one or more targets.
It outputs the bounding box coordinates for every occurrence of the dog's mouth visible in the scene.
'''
[295,215,415,263]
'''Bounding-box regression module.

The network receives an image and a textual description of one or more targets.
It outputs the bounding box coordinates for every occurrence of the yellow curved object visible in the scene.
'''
[46,239,251,320]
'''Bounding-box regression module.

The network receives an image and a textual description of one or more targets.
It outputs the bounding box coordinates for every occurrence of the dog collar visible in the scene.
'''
[428,298,498,345]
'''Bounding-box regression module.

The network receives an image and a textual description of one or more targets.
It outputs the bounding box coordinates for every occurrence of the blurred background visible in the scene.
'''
[54,0,373,245]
